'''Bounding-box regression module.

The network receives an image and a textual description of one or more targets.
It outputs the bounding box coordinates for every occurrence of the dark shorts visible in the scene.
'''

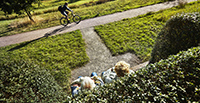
[61,11,69,17]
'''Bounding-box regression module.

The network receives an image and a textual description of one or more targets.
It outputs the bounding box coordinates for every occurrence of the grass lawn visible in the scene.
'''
[0,30,89,88]
[95,1,200,61]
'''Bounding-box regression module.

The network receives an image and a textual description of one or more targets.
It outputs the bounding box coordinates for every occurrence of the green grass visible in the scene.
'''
[0,19,15,37]
[0,30,89,88]
[0,0,171,37]
[95,1,200,61]
[95,18,163,61]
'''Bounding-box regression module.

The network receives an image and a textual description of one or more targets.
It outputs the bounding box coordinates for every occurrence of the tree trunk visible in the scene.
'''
[24,8,35,23]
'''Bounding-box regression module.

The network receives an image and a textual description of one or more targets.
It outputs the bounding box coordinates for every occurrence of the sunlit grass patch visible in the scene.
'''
[0,30,89,88]
[95,18,163,61]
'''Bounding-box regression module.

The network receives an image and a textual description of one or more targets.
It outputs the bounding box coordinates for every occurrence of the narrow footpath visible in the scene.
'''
[71,27,141,80]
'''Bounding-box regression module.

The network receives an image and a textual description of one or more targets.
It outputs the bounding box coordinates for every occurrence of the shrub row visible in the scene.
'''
[66,46,200,102]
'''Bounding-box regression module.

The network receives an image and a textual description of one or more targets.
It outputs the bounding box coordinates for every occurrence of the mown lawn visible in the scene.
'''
[0,0,170,37]
[0,30,89,88]
[95,1,200,61]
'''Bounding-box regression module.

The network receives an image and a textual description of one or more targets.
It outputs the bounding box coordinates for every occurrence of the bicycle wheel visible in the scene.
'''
[73,15,81,24]
[60,17,69,26]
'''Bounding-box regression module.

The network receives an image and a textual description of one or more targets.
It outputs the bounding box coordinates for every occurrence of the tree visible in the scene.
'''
[0,0,41,22]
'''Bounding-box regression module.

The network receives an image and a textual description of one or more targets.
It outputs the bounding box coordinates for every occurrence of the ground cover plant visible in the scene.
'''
[0,30,89,89]
[94,1,200,61]
[0,59,66,102]
[0,0,175,37]
[66,46,200,102]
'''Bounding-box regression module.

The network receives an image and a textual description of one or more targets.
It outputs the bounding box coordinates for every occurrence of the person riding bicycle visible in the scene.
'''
[58,2,73,23]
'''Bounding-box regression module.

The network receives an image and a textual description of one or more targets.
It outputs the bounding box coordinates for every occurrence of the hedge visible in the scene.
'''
[0,59,66,102]
[149,12,200,63]
[66,46,200,102]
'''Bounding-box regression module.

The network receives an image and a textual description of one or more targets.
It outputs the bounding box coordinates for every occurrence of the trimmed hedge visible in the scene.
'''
[66,46,200,102]
[149,12,200,63]
[0,59,66,102]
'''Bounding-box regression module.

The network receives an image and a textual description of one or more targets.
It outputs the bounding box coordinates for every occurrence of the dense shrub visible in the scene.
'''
[0,59,66,102]
[150,12,200,63]
[66,46,200,102]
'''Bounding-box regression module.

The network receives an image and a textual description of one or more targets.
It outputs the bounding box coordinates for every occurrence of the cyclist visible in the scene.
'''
[58,2,73,23]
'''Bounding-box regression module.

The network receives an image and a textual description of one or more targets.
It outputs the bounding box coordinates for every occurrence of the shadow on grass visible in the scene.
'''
[8,23,77,51]
[0,26,14,37]
[7,37,43,51]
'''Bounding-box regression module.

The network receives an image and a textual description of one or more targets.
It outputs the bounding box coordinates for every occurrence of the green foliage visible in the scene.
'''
[66,46,200,102]
[150,12,200,63]
[0,59,66,102]
[0,30,89,89]
[0,0,41,22]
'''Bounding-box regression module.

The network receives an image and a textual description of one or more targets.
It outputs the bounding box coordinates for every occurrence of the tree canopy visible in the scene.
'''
[0,0,41,22]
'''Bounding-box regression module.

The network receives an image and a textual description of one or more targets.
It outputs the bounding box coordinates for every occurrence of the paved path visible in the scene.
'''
[0,0,197,81]
[71,27,141,80]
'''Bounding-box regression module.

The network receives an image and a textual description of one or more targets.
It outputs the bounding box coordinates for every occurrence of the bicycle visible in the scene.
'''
[60,12,81,26]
